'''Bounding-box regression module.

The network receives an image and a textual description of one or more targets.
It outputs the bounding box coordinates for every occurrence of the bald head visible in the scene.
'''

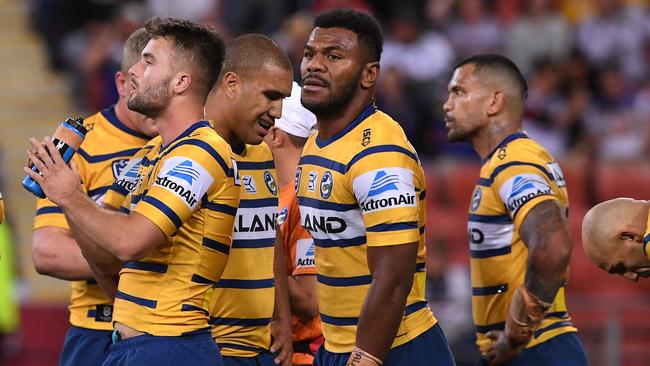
[455,54,528,101]
[582,198,649,276]
[220,34,292,80]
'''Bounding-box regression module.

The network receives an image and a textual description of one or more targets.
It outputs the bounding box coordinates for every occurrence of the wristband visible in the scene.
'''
[347,346,383,366]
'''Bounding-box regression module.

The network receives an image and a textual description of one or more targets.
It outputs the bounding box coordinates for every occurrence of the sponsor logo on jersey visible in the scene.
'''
[358,169,416,213]
[505,175,552,213]
[470,187,482,212]
[296,239,316,268]
[546,161,566,188]
[302,214,347,234]
[368,170,399,197]
[320,171,333,199]
[113,158,142,193]
[243,175,257,193]
[155,158,212,208]
[234,212,277,233]
[264,171,277,196]
[167,160,200,185]
[111,159,129,178]
[360,193,416,212]
[276,206,288,226]
[295,167,302,193]
[308,171,318,192]
[361,128,371,146]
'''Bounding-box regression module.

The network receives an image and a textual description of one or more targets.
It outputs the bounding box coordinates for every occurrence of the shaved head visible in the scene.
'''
[220,34,292,79]
[582,198,650,281]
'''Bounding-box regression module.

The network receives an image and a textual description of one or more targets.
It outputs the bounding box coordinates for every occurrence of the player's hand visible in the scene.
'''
[345,347,383,366]
[486,330,524,366]
[270,318,293,366]
[24,137,81,206]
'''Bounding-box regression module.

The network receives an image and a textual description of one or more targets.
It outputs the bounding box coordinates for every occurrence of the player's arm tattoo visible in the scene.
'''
[519,200,572,303]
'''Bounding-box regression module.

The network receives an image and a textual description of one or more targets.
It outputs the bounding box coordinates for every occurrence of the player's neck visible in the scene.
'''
[275,147,301,188]
[472,120,522,160]
[114,99,140,133]
[316,95,373,140]
[156,99,205,146]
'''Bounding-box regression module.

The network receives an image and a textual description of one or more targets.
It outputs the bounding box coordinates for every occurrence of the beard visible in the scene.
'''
[301,70,362,119]
[128,77,171,119]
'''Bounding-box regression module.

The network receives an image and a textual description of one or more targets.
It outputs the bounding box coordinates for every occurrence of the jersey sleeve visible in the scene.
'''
[132,141,229,237]
[493,162,560,230]
[349,145,421,247]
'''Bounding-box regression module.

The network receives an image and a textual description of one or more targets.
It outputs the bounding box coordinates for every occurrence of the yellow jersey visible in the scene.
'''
[297,105,435,353]
[209,142,278,356]
[33,106,151,330]
[113,120,240,336]
[468,132,577,354]
[644,213,650,261]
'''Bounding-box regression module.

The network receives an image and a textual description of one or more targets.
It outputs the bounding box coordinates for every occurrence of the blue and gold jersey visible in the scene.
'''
[113,121,240,336]
[209,142,278,357]
[468,132,577,354]
[33,106,151,330]
[297,105,435,353]
[644,213,650,262]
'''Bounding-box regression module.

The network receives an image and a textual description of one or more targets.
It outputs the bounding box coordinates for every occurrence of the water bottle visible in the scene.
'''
[23,117,88,198]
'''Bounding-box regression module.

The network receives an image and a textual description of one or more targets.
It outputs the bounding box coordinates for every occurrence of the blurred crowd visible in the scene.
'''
[28,0,650,163]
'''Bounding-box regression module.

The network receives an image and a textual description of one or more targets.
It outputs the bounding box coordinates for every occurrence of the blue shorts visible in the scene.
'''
[60,325,112,366]
[222,350,276,366]
[313,324,455,366]
[102,332,222,366]
[476,332,589,366]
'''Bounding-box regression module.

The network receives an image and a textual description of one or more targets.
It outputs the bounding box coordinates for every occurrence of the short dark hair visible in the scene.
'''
[221,34,292,78]
[455,54,528,99]
[122,28,150,72]
[144,17,225,99]
[314,9,383,62]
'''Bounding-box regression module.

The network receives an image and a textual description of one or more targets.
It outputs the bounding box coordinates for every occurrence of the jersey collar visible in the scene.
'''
[101,105,151,140]
[482,131,528,164]
[160,120,211,152]
[315,103,377,148]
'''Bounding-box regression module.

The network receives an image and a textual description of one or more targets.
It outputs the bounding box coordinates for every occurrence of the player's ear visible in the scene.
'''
[173,72,192,95]
[221,72,239,100]
[115,71,128,98]
[618,230,643,243]
[360,61,379,89]
[487,91,506,116]
[265,126,283,148]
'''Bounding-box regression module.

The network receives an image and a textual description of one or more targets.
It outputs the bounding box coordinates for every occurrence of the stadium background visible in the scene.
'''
[0,0,649,365]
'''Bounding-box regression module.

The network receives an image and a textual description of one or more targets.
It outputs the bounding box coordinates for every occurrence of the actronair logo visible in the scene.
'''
[296,239,315,268]
[167,160,200,185]
[503,174,552,213]
[368,170,399,197]
[113,159,142,193]
[360,193,416,212]
[154,175,199,207]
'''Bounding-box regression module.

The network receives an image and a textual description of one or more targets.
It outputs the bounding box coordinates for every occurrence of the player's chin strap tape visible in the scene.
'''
[505,286,552,346]
[347,346,384,366]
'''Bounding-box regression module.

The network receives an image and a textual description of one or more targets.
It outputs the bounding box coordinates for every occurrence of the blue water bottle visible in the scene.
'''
[23,117,88,198]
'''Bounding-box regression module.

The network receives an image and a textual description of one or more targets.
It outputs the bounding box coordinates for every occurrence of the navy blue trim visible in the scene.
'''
[141,196,182,230]
[181,327,212,336]
[317,274,372,287]
[216,278,275,289]
[298,196,358,212]
[314,236,366,248]
[477,161,554,187]
[77,148,142,164]
[164,138,229,176]
[533,321,573,338]
[203,202,238,216]
[35,206,63,215]
[482,132,528,164]
[160,121,211,152]
[366,221,418,232]
[238,198,278,208]
[404,301,428,316]
[298,155,346,175]
[236,160,275,170]
[123,261,168,273]
[511,193,553,219]
[181,304,209,316]
[470,247,512,258]
[119,207,131,214]
[320,313,358,326]
[468,214,512,224]
[315,104,376,148]
[472,284,508,296]
[346,144,418,172]
[191,274,217,285]
[87,185,111,198]
[644,234,649,257]
[545,311,569,319]
[475,322,505,334]
[217,343,265,352]
[203,237,230,254]
[101,105,150,140]
[419,190,426,201]
[210,317,272,327]
[415,262,425,272]
[115,290,157,308]
[87,309,96,318]
[232,238,275,249]
[110,182,130,197]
